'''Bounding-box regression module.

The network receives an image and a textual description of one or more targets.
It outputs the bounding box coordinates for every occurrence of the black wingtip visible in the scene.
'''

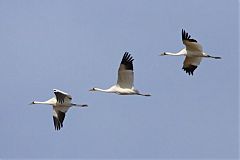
[53,111,65,131]
[182,65,197,75]
[182,29,197,42]
[53,116,63,131]
[121,52,134,70]
[123,52,134,61]
[56,97,64,104]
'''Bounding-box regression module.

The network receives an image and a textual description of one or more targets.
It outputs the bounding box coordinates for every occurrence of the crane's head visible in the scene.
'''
[29,101,35,105]
[160,52,167,56]
[89,87,97,91]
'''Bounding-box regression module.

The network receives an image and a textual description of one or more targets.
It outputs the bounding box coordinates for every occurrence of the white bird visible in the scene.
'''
[90,52,151,96]
[30,89,88,130]
[161,29,221,75]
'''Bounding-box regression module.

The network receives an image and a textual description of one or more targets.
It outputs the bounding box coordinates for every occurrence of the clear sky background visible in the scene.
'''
[0,0,238,159]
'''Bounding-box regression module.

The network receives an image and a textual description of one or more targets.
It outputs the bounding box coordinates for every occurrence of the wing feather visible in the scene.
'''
[117,52,134,88]
[182,29,203,52]
[52,108,67,130]
[182,56,202,75]
[53,89,72,104]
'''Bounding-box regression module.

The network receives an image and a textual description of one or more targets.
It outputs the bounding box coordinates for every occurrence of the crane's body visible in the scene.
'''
[161,29,221,75]
[30,89,88,130]
[90,52,150,96]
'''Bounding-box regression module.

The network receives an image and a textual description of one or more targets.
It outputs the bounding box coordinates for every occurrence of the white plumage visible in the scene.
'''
[30,89,88,130]
[90,52,151,96]
[161,29,221,75]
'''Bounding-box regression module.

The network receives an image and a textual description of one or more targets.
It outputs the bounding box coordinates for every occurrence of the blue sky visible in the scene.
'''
[0,0,238,159]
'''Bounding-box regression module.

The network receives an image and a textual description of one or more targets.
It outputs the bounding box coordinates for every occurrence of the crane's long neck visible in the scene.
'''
[32,98,55,105]
[164,49,187,56]
[32,101,52,105]
[93,86,116,93]
[164,52,183,56]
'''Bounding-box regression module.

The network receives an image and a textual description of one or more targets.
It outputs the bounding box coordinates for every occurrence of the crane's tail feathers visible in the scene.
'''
[207,55,222,59]
[137,93,151,96]
[72,103,88,107]
[213,56,221,59]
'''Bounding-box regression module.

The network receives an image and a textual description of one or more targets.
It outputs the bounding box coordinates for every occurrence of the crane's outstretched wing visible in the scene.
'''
[182,56,202,75]
[53,89,72,104]
[52,106,69,130]
[117,52,134,89]
[182,29,203,52]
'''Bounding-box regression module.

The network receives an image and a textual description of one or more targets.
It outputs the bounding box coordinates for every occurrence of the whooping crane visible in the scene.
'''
[90,52,151,96]
[160,29,221,75]
[30,89,88,130]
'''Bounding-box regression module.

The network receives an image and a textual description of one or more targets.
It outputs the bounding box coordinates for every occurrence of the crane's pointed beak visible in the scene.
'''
[89,88,96,91]
[159,52,166,56]
[29,101,35,105]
